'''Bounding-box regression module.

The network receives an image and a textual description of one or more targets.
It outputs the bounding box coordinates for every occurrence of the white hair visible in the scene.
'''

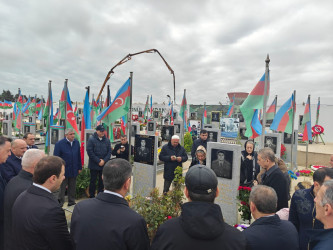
[171,135,180,140]
[22,149,45,170]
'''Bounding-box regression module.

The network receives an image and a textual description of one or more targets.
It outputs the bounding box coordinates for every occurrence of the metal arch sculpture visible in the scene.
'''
[96,49,175,102]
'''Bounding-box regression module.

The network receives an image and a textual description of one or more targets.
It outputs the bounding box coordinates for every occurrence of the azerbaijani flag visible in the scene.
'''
[97,78,131,125]
[240,73,270,139]
[316,98,320,125]
[179,89,188,131]
[91,98,99,127]
[59,88,66,119]
[16,89,23,110]
[22,97,32,115]
[66,88,80,141]
[270,93,295,134]
[142,96,149,120]
[121,115,127,135]
[53,108,59,124]
[202,105,207,127]
[3,100,13,109]
[302,95,312,142]
[80,89,92,164]
[266,97,277,120]
[170,102,174,125]
[150,95,153,116]
[15,109,22,130]
[227,95,235,117]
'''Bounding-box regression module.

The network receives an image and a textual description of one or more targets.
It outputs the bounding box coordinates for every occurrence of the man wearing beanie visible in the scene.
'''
[151,165,246,250]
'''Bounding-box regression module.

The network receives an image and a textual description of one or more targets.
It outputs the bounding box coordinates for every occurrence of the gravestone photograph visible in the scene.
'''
[211,111,220,122]
[206,128,221,143]
[134,135,155,165]
[161,125,174,142]
[264,133,282,157]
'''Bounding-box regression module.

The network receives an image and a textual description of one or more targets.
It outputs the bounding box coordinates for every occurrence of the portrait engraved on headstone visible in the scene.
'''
[211,111,220,122]
[138,111,143,117]
[29,117,33,123]
[174,123,180,134]
[173,111,177,120]
[239,128,248,140]
[264,133,282,157]
[161,125,174,142]
[206,142,241,226]
[51,129,59,145]
[60,119,65,127]
[148,122,154,132]
[190,112,197,120]
[3,122,8,135]
[24,125,30,133]
[153,111,159,119]
[134,135,155,165]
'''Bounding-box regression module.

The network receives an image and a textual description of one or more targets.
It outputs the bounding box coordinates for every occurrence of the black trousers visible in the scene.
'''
[58,177,77,206]
[163,179,173,193]
[89,169,104,198]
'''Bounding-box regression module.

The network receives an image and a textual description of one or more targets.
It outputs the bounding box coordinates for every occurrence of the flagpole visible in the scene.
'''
[260,54,270,149]
[64,79,68,131]
[128,72,133,162]
[305,95,310,169]
[290,90,296,170]
[315,97,320,143]
[47,81,51,155]
[33,94,37,126]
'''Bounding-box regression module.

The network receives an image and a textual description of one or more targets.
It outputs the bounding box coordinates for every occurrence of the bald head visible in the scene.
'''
[22,149,45,173]
[11,139,27,158]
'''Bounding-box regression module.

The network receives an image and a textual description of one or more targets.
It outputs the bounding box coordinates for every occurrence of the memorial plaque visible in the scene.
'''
[173,111,178,120]
[161,125,174,142]
[264,132,282,158]
[138,111,143,117]
[50,126,65,145]
[153,111,159,119]
[283,130,298,168]
[190,112,197,120]
[211,111,220,122]
[2,120,12,137]
[207,142,241,226]
[221,118,239,138]
[147,121,156,135]
[23,122,36,134]
[239,128,248,140]
[133,135,158,197]
[205,128,221,143]
[189,120,201,136]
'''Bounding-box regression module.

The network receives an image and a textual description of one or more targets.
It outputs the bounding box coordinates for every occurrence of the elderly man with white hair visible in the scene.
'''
[4,149,45,250]
[159,135,188,193]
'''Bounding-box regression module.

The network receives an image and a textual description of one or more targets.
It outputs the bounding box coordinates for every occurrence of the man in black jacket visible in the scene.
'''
[87,125,111,198]
[191,129,208,158]
[151,165,246,250]
[243,185,299,250]
[257,148,288,211]
[111,135,133,161]
[71,158,150,250]
[12,156,73,250]
[159,135,188,193]
[3,149,44,250]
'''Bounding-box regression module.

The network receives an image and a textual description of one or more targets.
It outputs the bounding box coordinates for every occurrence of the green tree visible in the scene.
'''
[0,90,14,101]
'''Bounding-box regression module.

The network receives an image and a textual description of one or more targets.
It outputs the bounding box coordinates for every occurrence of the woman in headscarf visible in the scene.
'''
[190,145,206,167]
[240,140,260,186]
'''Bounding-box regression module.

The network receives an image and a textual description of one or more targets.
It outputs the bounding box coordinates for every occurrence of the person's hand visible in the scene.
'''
[246,155,252,160]
[171,155,177,161]
[117,149,121,154]
[78,170,82,174]
[253,180,258,186]
[99,159,105,166]
[176,156,182,162]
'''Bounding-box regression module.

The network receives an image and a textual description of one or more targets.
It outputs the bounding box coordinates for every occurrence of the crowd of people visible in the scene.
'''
[1,126,333,249]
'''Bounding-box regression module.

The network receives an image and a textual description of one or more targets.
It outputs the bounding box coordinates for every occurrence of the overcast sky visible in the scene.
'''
[1,0,332,106]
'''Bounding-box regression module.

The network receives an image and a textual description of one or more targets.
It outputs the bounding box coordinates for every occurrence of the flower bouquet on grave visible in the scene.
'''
[296,169,313,181]
[233,223,250,231]
[237,186,251,223]
[280,144,287,160]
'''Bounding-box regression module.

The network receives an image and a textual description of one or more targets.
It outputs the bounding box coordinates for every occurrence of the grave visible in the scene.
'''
[147,121,156,136]
[49,125,65,155]
[23,122,36,134]
[205,128,221,143]
[283,130,298,168]
[206,142,241,226]
[133,134,158,197]
[263,132,282,158]
[84,129,96,166]
[2,120,12,137]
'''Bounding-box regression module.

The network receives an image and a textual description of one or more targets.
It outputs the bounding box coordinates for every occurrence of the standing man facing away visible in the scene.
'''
[54,128,82,206]
[191,129,208,158]
[71,158,150,250]
[0,136,12,250]
[23,132,38,149]
[242,185,299,250]
[257,147,288,211]
[289,167,333,250]
[12,156,73,250]
[308,179,333,249]
[4,149,45,250]
[159,135,188,193]
[151,165,246,250]
[87,125,111,198]
[112,134,133,160]
[0,139,27,183]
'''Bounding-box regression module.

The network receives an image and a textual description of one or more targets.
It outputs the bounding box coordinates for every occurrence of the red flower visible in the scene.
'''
[167,216,172,220]
[238,186,242,191]
[234,224,239,228]
[241,201,248,206]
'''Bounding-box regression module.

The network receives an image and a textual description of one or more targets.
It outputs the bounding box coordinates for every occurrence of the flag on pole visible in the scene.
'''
[202,105,207,128]
[43,86,54,154]
[91,98,99,127]
[15,109,22,131]
[240,73,270,139]
[22,97,32,115]
[121,115,127,135]
[270,93,295,134]
[266,97,277,120]
[150,95,153,116]
[179,90,188,131]
[53,108,59,124]
[97,79,131,125]
[227,95,235,117]
[80,89,92,164]
[316,98,320,125]
[170,102,174,125]
[3,100,13,109]
[302,95,312,142]
[142,96,149,120]
[16,89,23,110]
[66,88,80,141]
[74,103,78,117]
[59,88,66,119]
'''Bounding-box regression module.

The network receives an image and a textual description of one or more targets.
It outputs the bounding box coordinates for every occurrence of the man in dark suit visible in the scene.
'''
[243,185,298,250]
[23,132,38,149]
[12,156,73,250]
[3,149,44,250]
[71,158,150,250]
[0,136,12,250]
[257,148,288,211]
[54,128,82,207]
[0,139,27,183]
